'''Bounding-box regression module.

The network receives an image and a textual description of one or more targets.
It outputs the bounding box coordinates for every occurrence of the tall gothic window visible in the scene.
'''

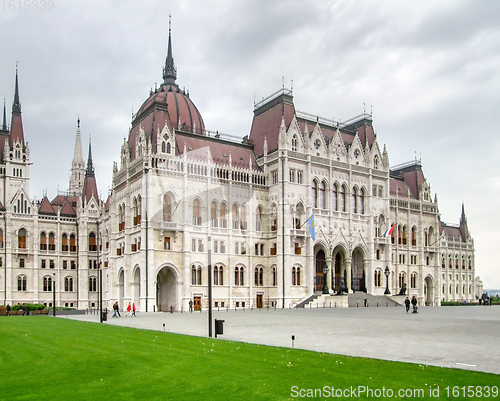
[312,180,318,208]
[163,194,172,222]
[319,181,326,209]
[18,228,27,249]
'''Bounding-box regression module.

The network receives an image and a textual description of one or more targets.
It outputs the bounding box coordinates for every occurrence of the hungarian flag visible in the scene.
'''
[308,214,315,241]
[382,224,396,238]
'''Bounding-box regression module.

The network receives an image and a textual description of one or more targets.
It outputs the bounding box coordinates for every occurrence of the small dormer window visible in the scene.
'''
[354,149,360,158]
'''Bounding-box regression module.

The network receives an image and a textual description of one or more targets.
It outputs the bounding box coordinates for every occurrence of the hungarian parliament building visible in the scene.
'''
[0,33,483,311]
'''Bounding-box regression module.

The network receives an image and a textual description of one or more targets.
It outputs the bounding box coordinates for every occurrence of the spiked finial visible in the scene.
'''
[86,137,95,177]
[12,64,21,115]
[163,15,177,84]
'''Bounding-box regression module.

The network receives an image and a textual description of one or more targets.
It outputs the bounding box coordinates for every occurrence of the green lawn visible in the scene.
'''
[0,318,497,400]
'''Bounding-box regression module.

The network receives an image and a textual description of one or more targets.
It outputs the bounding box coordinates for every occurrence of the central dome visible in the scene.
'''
[127,28,205,161]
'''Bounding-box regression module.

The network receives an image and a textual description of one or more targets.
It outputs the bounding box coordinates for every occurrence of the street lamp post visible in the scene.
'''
[52,272,56,317]
[384,266,391,295]
[322,264,329,294]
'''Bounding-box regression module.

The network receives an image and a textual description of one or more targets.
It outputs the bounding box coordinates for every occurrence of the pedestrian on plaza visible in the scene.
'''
[126,302,131,317]
[189,300,193,313]
[363,298,367,307]
[405,297,410,313]
[6,304,11,315]
[116,302,121,317]
[411,296,418,314]
[132,303,136,317]
[112,302,118,318]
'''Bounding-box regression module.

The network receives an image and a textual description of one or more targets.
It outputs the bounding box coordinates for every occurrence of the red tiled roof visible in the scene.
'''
[60,199,76,217]
[9,114,24,149]
[82,175,98,204]
[176,132,259,171]
[51,195,79,207]
[390,177,413,199]
[39,197,57,215]
[249,94,295,158]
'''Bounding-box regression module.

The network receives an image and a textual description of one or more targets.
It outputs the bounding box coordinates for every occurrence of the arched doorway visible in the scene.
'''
[332,248,346,292]
[132,267,141,309]
[156,267,177,312]
[424,276,434,306]
[315,249,326,291]
[351,248,366,292]
[118,269,124,309]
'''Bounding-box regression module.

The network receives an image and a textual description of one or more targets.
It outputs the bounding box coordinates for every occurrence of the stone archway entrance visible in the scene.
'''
[118,270,125,310]
[332,247,346,292]
[156,267,177,312]
[424,276,434,306]
[315,249,326,292]
[351,248,366,292]
[132,267,140,309]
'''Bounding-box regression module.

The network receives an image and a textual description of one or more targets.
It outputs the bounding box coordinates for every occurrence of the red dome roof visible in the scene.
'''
[134,82,205,135]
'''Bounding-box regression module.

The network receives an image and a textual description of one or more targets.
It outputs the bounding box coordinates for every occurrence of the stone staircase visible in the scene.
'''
[347,292,400,308]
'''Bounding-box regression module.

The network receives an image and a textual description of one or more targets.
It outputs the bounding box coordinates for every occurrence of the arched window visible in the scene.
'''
[17,275,27,291]
[191,265,202,285]
[214,265,223,286]
[43,276,52,292]
[166,142,171,153]
[333,183,338,211]
[292,135,298,151]
[62,234,68,252]
[65,277,74,292]
[240,206,247,230]
[234,266,244,286]
[18,228,27,249]
[211,201,218,227]
[374,270,381,287]
[339,185,346,212]
[424,231,428,247]
[192,200,201,226]
[402,226,407,245]
[312,181,318,208]
[374,155,379,169]
[411,226,417,246]
[359,188,365,214]
[89,276,97,292]
[462,256,465,269]
[220,203,227,228]
[292,266,301,286]
[352,187,358,213]
[272,267,277,287]
[70,234,77,252]
[399,272,405,288]
[411,272,417,289]
[232,204,239,229]
[256,207,263,231]
[455,256,459,269]
[48,232,56,251]
[163,194,172,222]
[89,232,97,252]
[319,181,326,209]
[398,225,403,245]
[40,232,47,251]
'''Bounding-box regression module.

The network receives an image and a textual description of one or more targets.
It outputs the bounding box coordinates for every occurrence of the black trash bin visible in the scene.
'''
[215,319,224,338]
[101,311,108,322]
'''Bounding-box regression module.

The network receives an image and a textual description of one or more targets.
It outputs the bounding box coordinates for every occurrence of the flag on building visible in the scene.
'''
[308,214,316,241]
[382,224,396,238]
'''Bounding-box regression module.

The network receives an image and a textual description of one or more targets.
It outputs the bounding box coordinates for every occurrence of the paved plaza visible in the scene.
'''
[62,305,500,375]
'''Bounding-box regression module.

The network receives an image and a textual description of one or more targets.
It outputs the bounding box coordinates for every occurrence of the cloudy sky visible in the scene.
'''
[0,0,499,288]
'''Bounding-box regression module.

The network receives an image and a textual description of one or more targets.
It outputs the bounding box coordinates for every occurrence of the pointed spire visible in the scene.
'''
[163,15,177,85]
[460,202,467,225]
[86,137,95,177]
[12,65,21,115]
[69,117,85,195]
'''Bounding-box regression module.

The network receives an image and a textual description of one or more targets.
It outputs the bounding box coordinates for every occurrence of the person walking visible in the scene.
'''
[132,303,136,317]
[411,296,418,314]
[189,300,193,313]
[112,302,118,318]
[405,297,410,313]
[126,302,131,317]
[6,304,11,316]
[116,302,121,317]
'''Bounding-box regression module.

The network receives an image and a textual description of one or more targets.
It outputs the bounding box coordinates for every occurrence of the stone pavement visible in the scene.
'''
[61,305,500,375]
